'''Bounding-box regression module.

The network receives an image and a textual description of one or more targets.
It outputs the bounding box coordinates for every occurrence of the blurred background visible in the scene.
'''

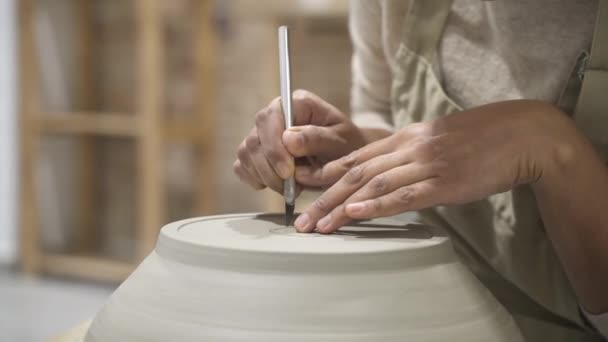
[2,1,608,341]
[0,0,350,340]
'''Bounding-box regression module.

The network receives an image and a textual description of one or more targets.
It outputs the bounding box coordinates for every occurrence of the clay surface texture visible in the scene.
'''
[83,213,524,341]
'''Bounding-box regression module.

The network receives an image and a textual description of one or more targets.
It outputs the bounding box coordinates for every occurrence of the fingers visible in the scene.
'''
[235,136,265,187]
[283,125,347,159]
[313,163,433,233]
[345,179,443,220]
[346,162,432,203]
[294,151,406,233]
[296,136,397,190]
[234,95,296,194]
[291,89,342,126]
[255,99,294,179]
[233,159,264,190]
[284,90,359,161]
[294,165,326,188]
[245,132,284,193]
[312,203,352,235]
[251,92,339,184]
[233,127,284,193]
[234,90,352,194]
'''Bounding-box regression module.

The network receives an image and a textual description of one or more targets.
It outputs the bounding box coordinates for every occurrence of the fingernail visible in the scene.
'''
[295,132,305,147]
[285,131,304,148]
[294,213,310,231]
[346,202,365,214]
[276,161,291,179]
[316,214,331,231]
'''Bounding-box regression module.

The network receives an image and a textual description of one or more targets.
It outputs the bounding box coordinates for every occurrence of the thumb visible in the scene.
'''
[283,125,345,159]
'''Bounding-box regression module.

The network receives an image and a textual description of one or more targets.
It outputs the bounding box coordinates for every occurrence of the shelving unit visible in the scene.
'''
[18,0,216,282]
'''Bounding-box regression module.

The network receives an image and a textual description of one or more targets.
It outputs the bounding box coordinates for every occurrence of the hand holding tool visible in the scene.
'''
[278,26,295,226]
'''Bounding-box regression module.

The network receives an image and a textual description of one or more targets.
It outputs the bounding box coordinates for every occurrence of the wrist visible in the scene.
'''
[532,116,595,193]
[533,140,578,192]
[522,102,579,189]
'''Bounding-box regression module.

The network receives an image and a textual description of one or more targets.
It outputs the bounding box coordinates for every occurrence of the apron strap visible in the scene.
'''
[401,0,453,63]
[574,0,608,161]
[588,0,608,70]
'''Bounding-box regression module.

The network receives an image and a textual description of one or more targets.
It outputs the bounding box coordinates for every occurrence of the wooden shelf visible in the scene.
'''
[37,112,138,137]
[42,253,136,283]
[164,118,207,143]
[19,0,217,282]
[36,112,205,142]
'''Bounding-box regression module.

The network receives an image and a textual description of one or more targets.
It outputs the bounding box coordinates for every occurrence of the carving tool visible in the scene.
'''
[278,26,295,226]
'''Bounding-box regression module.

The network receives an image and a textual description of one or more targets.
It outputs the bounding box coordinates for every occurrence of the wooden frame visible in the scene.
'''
[194,0,216,216]
[18,0,216,282]
[19,0,42,274]
[134,0,165,260]
[74,0,98,255]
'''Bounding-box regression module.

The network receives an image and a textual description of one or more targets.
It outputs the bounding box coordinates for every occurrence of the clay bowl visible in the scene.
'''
[80,213,523,341]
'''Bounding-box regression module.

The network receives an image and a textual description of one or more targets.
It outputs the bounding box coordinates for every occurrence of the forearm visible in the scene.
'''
[533,124,608,314]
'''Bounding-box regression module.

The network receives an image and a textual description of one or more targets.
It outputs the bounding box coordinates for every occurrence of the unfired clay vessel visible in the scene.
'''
[80,213,524,341]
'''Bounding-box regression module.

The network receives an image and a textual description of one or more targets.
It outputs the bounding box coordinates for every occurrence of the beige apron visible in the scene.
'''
[390,1,607,341]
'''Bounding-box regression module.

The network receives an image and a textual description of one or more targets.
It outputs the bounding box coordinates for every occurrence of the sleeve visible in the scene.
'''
[349,0,394,132]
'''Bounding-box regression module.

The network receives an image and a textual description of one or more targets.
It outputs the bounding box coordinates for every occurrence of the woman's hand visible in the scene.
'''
[233,90,374,193]
[295,100,574,233]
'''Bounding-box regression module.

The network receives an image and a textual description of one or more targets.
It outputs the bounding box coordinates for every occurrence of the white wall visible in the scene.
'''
[0,0,18,264]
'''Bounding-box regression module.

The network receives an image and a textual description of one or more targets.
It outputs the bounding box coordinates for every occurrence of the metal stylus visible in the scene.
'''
[278,26,295,226]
